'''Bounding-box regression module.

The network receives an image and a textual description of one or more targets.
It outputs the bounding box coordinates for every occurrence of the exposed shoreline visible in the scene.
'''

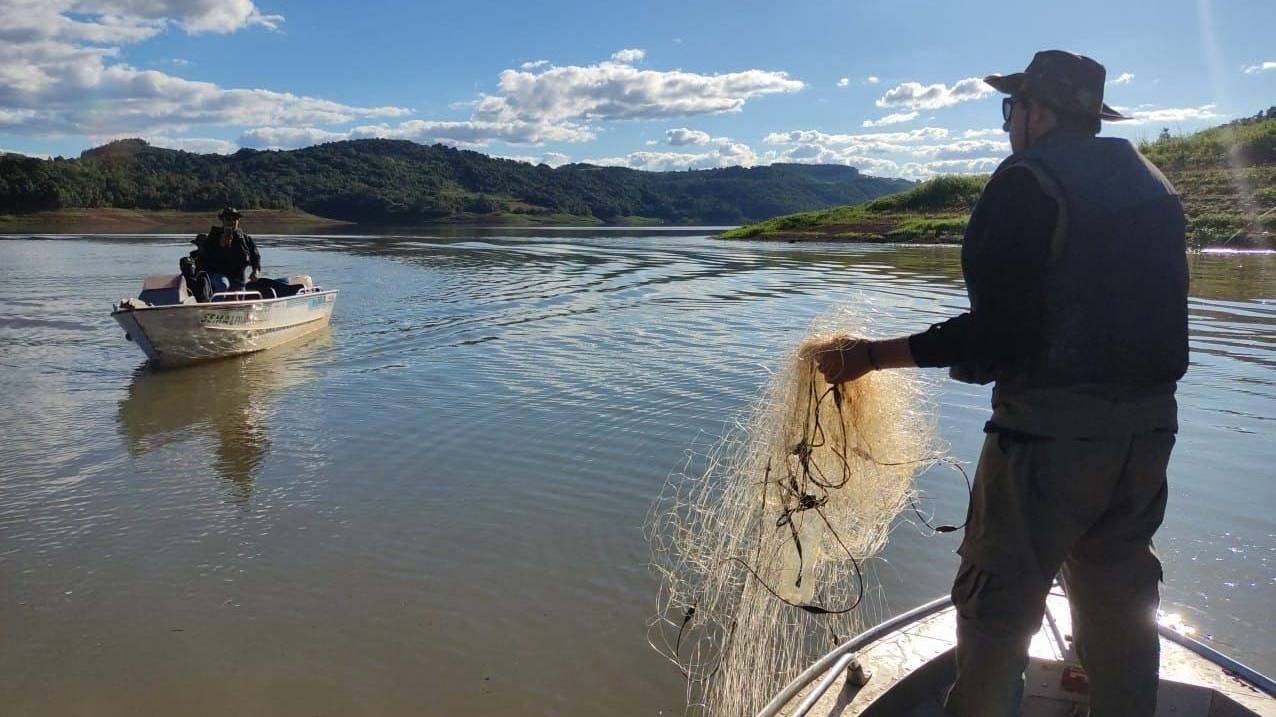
[716,219,1272,248]
[720,229,965,244]
[0,208,351,234]
[0,208,677,235]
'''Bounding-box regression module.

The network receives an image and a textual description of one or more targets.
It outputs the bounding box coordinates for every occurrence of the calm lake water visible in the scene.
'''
[1,232,1272,716]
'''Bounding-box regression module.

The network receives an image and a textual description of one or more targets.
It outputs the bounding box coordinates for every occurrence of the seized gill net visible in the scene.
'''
[646,310,945,717]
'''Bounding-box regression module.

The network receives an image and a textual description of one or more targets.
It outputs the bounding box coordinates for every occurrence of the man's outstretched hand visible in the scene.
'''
[808,336,875,385]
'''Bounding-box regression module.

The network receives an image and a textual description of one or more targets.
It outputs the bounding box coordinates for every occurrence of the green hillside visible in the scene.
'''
[723,109,1276,248]
[1139,108,1275,245]
[0,139,910,227]
[721,174,982,242]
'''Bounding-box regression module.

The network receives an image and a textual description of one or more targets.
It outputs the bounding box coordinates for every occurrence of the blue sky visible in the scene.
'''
[2,0,1273,179]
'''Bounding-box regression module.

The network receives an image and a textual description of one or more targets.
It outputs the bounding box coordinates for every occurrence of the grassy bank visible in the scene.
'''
[720,175,981,243]
[1139,110,1275,246]
[0,208,350,234]
[723,110,1276,248]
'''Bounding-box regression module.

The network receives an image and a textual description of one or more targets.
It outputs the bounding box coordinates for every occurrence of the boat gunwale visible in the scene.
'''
[110,288,338,317]
[757,594,1276,717]
[755,596,952,717]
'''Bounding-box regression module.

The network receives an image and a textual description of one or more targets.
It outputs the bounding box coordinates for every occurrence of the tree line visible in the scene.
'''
[0,139,912,225]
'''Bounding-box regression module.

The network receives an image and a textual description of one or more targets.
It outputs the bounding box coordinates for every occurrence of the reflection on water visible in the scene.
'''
[1190,251,1276,300]
[117,332,329,503]
[0,235,1272,717]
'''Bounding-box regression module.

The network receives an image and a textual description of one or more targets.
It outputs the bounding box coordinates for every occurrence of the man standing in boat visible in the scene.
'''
[815,50,1187,716]
[200,207,262,294]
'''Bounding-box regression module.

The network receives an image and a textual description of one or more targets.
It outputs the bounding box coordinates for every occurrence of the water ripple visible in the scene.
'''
[1,234,1272,717]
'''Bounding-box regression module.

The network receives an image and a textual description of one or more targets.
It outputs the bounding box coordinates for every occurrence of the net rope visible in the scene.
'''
[645,310,953,717]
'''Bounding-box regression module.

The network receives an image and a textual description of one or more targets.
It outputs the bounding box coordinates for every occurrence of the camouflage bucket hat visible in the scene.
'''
[218,206,243,219]
[985,49,1129,121]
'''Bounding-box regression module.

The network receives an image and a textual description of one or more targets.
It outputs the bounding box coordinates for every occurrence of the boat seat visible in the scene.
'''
[138,274,191,306]
[287,274,314,290]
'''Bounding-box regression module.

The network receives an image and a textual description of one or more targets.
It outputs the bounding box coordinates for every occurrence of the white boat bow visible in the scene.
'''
[112,274,337,367]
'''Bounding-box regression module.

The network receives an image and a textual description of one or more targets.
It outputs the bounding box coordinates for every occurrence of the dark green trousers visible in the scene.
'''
[943,428,1174,717]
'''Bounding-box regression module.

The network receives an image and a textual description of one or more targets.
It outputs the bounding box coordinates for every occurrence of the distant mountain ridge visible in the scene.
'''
[0,139,912,226]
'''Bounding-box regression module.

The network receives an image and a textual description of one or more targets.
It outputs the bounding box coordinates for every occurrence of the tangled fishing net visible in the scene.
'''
[646,309,951,717]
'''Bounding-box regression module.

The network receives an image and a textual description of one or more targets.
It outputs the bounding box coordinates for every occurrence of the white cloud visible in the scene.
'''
[610,48,646,64]
[862,111,918,127]
[761,145,901,176]
[763,126,950,148]
[711,140,757,166]
[0,2,157,46]
[837,77,850,87]
[588,136,757,171]
[762,125,1008,178]
[897,157,1001,180]
[865,76,880,85]
[664,127,711,145]
[351,118,594,145]
[239,115,597,149]
[68,0,282,35]
[1122,104,1221,124]
[582,155,628,167]
[238,126,348,149]
[478,60,803,129]
[1108,72,1134,85]
[876,76,993,110]
[910,139,1008,159]
[961,128,1003,138]
[1242,61,1276,75]
[495,151,571,167]
[540,151,570,167]
[0,108,41,126]
[764,127,1005,160]
[371,54,802,148]
[0,2,407,137]
[3,14,801,157]
[147,134,238,153]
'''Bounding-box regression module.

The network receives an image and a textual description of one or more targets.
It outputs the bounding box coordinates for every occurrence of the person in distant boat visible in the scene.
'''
[200,207,261,294]
[812,51,1186,717]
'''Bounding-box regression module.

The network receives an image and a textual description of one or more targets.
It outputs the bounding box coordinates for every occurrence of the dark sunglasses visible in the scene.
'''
[1002,96,1026,123]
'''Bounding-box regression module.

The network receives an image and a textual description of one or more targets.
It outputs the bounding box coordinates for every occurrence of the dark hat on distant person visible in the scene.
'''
[985,50,1129,121]
[218,206,243,219]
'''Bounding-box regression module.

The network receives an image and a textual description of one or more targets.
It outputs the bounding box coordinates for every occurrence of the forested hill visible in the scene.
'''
[0,139,912,226]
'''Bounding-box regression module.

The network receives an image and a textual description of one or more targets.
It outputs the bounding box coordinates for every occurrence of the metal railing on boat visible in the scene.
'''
[210,290,263,301]
[755,592,1276,717]
[755,595,953,717]
[208,286,326,302]
[1161,624,1276,697]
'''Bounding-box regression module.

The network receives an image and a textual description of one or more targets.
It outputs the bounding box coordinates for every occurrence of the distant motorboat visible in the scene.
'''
[112,273,337,367]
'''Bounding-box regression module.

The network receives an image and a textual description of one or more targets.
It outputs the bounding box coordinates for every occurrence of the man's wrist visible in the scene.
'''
[864,341,882,370]
[866,337,918,370]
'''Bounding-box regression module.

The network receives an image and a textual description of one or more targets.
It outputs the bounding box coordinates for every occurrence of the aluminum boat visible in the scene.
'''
[112,274,337,367]
[762,584,1275,717]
